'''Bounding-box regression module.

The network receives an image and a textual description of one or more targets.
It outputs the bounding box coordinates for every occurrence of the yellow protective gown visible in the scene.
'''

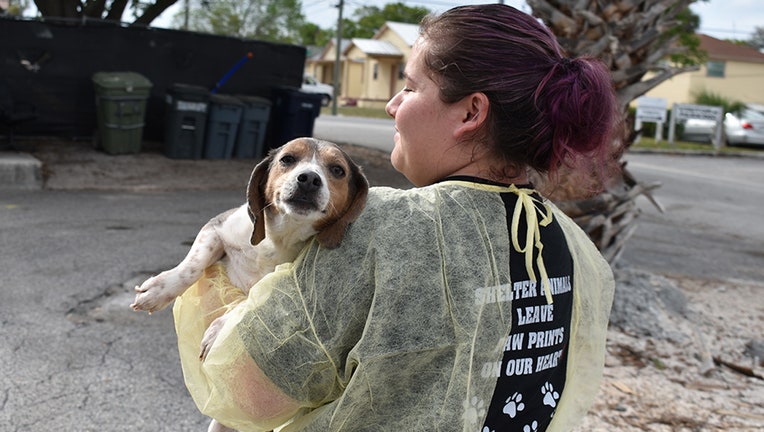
[173,181,615,431]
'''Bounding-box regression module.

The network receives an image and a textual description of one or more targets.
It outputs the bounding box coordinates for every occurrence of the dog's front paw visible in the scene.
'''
[200,315,228,360]
[130,275,177,313]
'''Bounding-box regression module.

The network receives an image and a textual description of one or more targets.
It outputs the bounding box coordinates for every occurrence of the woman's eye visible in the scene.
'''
[280,155,296,165]
[330,165,346,178]
[402,87,413,93]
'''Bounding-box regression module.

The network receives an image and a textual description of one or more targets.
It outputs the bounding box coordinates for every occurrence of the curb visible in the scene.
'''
[628,146,764,159]
[0,152,43,190]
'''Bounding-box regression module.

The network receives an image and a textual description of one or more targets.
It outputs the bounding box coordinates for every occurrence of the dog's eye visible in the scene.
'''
[330,165,346,178]
[280,154,296,165]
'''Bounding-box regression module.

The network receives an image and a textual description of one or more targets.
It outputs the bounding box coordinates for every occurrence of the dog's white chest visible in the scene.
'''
[219,205,306,292]
[225,240,298,293]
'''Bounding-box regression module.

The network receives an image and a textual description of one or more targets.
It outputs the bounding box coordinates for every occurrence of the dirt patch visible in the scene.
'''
[578,274,764,431]
[31,138,411,191]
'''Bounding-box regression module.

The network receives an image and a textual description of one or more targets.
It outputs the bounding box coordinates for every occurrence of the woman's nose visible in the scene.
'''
[385,93,399,118]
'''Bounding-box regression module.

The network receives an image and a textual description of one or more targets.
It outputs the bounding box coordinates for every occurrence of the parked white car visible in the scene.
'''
[301,75,334,107]
[725,104,764,146]
[682,104,764,147]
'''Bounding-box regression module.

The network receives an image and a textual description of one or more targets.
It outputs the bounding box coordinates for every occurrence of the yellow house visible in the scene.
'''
[304,21,419,108]
[645,34,764,106]
[304,39,351,85]
[309,27,764,111]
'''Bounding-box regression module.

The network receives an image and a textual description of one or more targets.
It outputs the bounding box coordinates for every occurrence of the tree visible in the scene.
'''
[748,26,764,51]
[297,22,335,47]
[2,0,31,16]
[340,2,429,38]
[32,0,178,26]
[528,0,704,111]
[526,0,706,262]
[178,0,305,43]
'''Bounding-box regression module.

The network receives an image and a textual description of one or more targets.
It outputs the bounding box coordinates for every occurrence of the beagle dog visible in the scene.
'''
[131,136,368,312]
[130,137,368,432]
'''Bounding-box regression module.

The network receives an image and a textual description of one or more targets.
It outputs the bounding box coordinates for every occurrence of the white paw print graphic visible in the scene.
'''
[541,382,560,408]
[481,427,495,432]
[523,420,539,432]
[502,392,525,418]
[462,395,486,426]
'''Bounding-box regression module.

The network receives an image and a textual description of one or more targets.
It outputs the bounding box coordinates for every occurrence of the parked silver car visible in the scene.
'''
[301,75,334,107]
[682,104,764,147]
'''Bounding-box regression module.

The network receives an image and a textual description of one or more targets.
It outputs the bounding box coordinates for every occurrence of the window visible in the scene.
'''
[742,108,764,121]
[373,63,379,80]
[706,61,725,78]
[398,63,405,80]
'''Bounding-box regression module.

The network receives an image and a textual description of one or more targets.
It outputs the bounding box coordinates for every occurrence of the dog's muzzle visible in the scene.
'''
[284,171,325,212]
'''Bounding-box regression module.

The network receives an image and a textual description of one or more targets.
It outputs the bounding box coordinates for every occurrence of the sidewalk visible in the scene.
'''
[0,139,257,192]
[0,151,43,189]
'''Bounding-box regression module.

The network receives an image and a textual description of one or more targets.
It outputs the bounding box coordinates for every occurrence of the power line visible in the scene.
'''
[303,0,327,7]
[700,27,757,38]
[303,0,329,13]
[394,0,459,7]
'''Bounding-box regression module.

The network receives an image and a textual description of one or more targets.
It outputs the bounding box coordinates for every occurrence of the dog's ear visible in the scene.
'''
[316,160,369,249]
[247,154,272,246]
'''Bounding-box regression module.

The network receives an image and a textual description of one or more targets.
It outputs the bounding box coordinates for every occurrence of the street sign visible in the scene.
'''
[636,97,668,123]
[674,104,723,122]
[668,103,725,149]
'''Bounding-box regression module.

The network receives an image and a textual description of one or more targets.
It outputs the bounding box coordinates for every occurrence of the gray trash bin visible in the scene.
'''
[204,93,244,159]
[234,95,271,159]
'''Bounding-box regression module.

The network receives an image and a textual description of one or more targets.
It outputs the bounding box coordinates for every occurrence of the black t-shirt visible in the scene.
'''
[446,177,574,432]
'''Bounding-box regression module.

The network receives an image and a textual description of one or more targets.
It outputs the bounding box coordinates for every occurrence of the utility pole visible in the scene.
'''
[183,0,189,30]
[331,0,344,116]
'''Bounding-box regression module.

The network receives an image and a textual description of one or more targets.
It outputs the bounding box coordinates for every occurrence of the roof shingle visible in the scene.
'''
[699,34,764,64]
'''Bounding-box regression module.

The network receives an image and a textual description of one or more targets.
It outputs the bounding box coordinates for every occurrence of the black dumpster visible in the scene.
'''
[268,88,322,148]
[234,95,271,159]
[203,93,244,159]
[163,84,210,159]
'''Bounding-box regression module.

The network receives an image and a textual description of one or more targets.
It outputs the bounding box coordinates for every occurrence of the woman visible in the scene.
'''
[174,4,618,431]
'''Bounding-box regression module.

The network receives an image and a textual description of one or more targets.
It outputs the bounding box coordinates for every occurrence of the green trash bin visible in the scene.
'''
[92,72,152,155]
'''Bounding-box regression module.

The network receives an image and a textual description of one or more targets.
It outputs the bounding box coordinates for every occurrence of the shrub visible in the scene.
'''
[692,90,746,114]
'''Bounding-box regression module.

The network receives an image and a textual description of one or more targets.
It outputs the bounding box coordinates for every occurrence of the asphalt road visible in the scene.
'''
[620,152,764,282]
[314,115,395,152]
[1,190,235,431]
[1,116,763,430]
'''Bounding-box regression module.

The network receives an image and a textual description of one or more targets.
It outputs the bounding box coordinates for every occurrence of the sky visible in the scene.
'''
[150,0,762,41]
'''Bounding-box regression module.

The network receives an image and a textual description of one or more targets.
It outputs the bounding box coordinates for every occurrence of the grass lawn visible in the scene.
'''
[631,137,762,155]
[320,106,389,119]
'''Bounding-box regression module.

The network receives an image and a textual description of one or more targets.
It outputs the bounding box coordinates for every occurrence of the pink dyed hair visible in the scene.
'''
[419,4,620,178]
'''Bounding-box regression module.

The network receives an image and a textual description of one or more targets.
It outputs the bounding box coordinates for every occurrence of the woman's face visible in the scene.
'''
[385,39,473,187]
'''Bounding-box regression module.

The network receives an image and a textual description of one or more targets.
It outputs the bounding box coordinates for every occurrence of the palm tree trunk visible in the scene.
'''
[527,0,702,263]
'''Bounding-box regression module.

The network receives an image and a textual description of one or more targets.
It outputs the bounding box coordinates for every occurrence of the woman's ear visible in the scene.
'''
[455,92,489,139]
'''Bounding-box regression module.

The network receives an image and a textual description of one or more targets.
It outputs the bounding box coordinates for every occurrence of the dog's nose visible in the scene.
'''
[297,171,322,192]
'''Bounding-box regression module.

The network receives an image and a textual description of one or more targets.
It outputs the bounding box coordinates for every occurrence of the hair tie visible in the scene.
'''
[559,57,571,66]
